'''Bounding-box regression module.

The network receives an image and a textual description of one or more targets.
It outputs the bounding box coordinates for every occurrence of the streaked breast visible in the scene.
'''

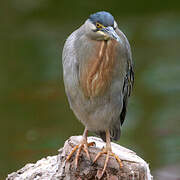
[80,39,118,98]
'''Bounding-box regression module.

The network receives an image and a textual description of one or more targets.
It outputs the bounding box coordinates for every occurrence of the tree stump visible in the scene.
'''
[6,136,153,180]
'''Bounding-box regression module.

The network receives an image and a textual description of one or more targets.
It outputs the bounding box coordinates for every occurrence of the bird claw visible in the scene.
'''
[66,140,95,168]
[93,148,123,179]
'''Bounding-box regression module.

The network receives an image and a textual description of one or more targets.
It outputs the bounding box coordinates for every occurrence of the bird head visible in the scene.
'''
[84,11,121,43]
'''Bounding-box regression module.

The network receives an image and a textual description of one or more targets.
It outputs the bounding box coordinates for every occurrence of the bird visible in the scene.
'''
[62,11,134,178]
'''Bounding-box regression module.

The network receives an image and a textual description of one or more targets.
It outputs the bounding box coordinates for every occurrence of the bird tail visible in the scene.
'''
[97,122,121,142]
[110,121,121,141]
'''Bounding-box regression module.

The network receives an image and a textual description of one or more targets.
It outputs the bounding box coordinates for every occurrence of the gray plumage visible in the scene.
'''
[62,11,134,142]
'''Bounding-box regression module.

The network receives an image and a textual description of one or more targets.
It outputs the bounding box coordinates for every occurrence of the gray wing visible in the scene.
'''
[109,28,134,141]
[117,28,134,126]
[62,30,80,109]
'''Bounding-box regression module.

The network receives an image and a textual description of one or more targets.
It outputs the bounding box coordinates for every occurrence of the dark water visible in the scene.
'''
[0,1,180,179]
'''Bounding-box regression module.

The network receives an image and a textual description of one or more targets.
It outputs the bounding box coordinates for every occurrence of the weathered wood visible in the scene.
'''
[6,136,153,180]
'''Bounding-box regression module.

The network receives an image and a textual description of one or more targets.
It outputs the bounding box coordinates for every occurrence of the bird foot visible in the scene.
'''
[66,138,95,169]
[93,147,123,179]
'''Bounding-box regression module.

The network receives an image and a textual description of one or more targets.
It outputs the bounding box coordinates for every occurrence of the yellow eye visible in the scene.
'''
[96,22,102,29]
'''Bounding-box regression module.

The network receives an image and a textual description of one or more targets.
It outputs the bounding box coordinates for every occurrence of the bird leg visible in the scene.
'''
[93,130,123,178]
[66,128,94,168]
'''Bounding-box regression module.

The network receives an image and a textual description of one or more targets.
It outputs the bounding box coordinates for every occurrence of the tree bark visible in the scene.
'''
[6,136,153,180]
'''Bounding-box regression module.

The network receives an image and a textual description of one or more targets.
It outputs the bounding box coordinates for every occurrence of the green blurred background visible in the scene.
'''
[1,0,180,179]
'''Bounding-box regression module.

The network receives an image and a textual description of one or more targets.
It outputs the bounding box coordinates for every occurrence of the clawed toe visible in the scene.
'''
[66,139,95,168]
[93,148,123,179]
[93,130,123,179]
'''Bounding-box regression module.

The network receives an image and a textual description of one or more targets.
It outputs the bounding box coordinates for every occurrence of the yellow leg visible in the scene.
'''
[66,128,95,168]
[93,130,123,178]
[66,145,79,161]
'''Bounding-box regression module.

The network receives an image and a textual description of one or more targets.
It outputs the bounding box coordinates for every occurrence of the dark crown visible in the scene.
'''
[89,11,114,27]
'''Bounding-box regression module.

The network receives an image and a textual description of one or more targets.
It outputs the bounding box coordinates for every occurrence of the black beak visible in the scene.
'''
[102,26,122,43]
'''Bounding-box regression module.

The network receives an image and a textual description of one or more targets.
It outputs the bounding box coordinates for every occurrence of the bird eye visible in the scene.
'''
[96,23,103,29]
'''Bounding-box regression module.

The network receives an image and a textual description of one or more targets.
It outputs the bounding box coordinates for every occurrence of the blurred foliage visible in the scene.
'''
[0,0,180,179]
